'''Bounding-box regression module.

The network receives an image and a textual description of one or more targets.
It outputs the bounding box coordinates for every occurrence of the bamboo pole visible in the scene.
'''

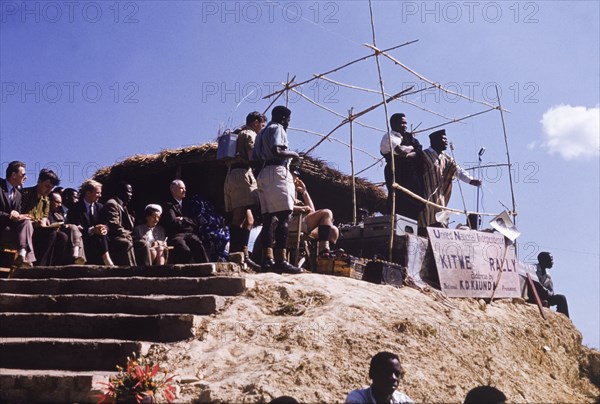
[368,0,395,262]
[392,182,504,217]
[289,86,386,133]
[349,108,357,225]
[262,75,296,115]
[413,107,498,134]
[303,87,413,156]
[289,127,380,160]
[355,157,385,176]
[495,85,517,222]
[464,163,510,171]
[495,85,518,259]
[449,143,469,222]
[289,87,346,119]
[262,40,419,100]
[285,73,290,108]
[317,75,455,121]
[364,44,509,112]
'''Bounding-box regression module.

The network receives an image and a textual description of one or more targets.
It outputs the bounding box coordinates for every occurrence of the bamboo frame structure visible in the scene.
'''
[349,107,357,224]
[262,41,419,100]
[368,0,395,261]
[253,7,518,261]
[495,85,517,221]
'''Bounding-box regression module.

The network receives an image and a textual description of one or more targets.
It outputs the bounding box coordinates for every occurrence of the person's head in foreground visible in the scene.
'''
[464,385,507,404]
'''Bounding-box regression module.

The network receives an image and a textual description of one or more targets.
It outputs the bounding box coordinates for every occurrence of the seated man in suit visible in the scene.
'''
[161,180,209,264]
[0,161,36,268]
[60,187,79,220]
[48,190,86,265]
[21,169,67,266]
[101,182,149,266]
[67,179,114,266]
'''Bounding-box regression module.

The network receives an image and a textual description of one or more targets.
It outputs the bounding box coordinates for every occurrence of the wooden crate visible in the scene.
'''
[315,255,366,280]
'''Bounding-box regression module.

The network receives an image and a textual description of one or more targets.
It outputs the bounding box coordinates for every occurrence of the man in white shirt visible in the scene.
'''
[380,113,423,220]
[346,351,414,404]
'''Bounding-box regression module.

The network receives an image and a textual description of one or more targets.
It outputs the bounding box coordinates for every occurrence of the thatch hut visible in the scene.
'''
[93,143,386,224]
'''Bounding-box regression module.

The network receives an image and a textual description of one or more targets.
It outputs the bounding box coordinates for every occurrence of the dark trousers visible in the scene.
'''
[384,163,421,221]
[109,235,136,266]
[83,234,110,265]
[168,233,209,263]
[33,228,68,266]
[548,294,570,318]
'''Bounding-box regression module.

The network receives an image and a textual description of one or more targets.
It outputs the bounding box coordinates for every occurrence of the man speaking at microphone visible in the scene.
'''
[419,129,481,228]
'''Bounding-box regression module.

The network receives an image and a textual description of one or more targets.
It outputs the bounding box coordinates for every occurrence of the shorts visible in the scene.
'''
[288,214,309,233]
[224,168,258,212]
[256,165,295,214]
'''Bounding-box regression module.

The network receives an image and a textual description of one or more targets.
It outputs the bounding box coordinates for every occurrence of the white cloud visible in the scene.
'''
[539,104,599,160]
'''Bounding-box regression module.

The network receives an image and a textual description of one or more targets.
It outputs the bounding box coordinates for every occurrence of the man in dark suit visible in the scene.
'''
[101,182,147,266]
[0,161,36,267]
[48,190,86,265]
[21,169,66,266]
[161,179,209,264]
[67,179,114,266]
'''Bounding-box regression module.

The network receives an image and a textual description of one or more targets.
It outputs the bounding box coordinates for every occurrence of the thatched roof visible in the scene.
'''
[93,143,386,224]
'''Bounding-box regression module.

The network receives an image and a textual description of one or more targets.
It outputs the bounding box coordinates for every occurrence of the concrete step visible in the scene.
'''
[9,263,216,279]
[0,338,142,371]
[0,368,111,403]
[0,313,197,342]
[0,276,253,296]
[0,293,227,315]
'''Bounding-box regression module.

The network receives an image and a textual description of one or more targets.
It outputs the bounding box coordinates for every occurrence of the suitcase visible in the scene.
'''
[362,260,406,287]
[363,215,417,238]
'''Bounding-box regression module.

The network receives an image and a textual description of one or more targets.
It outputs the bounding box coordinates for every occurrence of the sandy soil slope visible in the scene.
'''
[146,273,600,403]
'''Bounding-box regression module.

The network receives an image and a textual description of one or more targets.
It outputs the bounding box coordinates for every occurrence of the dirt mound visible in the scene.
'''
[148,273,600,403]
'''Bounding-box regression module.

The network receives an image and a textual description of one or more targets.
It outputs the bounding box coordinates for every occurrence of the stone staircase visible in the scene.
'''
[0,262,252,403]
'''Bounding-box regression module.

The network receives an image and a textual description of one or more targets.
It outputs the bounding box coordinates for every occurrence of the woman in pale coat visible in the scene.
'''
[133,204,168,265]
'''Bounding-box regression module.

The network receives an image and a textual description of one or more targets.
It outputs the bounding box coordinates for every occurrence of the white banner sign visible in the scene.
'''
[427,228,521,298]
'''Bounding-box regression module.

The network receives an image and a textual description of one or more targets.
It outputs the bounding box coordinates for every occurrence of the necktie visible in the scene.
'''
[8,188,16,209]
[89,204,95,225]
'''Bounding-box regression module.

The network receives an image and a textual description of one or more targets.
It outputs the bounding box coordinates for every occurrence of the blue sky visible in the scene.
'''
[1,1,598,348]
